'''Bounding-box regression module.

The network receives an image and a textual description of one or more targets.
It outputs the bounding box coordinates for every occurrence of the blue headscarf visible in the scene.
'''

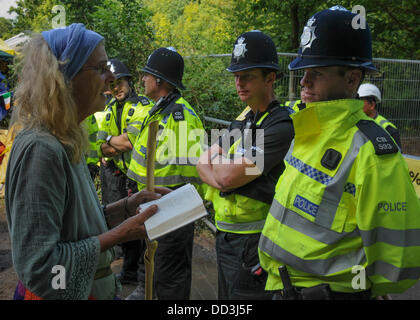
[42,23,104,82]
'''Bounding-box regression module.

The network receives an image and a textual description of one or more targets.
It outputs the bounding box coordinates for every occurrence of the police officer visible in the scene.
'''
[258,6,420,300]
[196,31,294,300]
[96,58,153,285]
[358,83,401,148]
[84,113,100,180]
[126,47,205,300]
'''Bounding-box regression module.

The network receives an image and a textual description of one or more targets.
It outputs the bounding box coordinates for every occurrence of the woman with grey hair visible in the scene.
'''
[6,23,169,300]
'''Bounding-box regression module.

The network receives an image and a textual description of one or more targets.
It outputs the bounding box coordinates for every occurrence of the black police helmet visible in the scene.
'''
[107,59,132,79]
[142,47,185,90]
[289,6,377,73]
[227,30,279,73]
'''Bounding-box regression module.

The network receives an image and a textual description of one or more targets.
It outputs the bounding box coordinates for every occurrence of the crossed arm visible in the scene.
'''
[100,133,133,157]
[196,143,261,192]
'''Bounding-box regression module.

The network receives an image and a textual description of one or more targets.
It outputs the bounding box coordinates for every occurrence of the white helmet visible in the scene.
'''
[358,83,381,103]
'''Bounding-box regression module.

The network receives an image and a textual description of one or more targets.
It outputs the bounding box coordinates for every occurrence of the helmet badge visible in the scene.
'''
[233,37,248,62]
[107,61,115,73]
[300,17,317,52]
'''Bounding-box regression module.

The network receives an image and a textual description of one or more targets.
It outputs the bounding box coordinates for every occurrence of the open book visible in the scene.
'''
[141,184,208,240]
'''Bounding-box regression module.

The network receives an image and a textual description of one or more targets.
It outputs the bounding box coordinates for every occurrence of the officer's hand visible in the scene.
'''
[101,143,121,157]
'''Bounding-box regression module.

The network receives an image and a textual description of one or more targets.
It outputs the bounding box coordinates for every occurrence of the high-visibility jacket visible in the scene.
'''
[84,114,99,166]
[258,99,420,297]
[285,100,304,114]
[96,94,153,173]
[127,93,205,195]
[374,113,397,131]
[206,103,292,234]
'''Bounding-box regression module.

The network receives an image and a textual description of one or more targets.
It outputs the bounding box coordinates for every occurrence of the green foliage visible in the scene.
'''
[3,0,419,139]
[182,56,241,123]
[89,0,154,79]
[145,0,235,55]
[0,18,14,39]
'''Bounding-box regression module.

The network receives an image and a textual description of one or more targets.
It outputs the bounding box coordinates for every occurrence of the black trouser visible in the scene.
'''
[216,231,273,300]
[272,286,372,300]
[100,162,144,278]
[138,222,194,300]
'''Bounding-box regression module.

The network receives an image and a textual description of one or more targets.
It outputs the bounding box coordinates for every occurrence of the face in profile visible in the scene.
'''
[72,44,115,121]
[142,73,159,100]
[300,66,356,103]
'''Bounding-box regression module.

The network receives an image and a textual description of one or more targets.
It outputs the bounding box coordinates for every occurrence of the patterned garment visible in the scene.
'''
[13,281,120,300]
[6,129,116,299]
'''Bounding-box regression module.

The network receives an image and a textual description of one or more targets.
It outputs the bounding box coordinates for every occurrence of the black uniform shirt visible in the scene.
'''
[217,101,294,204]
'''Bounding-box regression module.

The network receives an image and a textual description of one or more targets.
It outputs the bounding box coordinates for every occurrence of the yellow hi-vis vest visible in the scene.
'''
[285,100,303,114]
[258,99,420,297]
[84,114,99,165]
[205,107,272,234]
[96,95,153,173]
[127,95,205,195]
[374,113,398,131]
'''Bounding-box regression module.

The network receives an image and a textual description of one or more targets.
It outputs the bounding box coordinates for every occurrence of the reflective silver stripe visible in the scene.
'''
[284,139,294,163]
[126,168,139,182]
[366,260,420,282]
[155,157,200,168]
[132,147,145,165]
[360,228,420,247]
[316,130,369,228]
[379,119,390,127]
[289,100,297,109]
[270,199,360,245]
[126,125,140,136]
[88,133,97,142]
[97,131,107,140]
[127,168,202,186]
[259,233,366,276]
[216,219,266,232]
[132,146,199,169]
[127,121,143,126]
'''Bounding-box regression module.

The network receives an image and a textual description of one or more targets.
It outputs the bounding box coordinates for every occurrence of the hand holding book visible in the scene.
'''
[140,184,208,240]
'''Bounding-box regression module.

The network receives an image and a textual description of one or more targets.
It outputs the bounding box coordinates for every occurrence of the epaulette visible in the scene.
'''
[171,104,185,121]
[356,119,398,155]
[106,99,116,111]
[138,95,151,106]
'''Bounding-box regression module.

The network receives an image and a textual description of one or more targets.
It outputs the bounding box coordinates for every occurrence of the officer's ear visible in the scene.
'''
[346,69,363,91]
[263,70,276,86]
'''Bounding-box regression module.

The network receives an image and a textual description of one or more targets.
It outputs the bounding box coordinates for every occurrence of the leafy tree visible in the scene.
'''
[0,17,14,39]
[90,0,154,81]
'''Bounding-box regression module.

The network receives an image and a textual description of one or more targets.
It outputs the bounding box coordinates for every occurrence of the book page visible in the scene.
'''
[140,184,208,240]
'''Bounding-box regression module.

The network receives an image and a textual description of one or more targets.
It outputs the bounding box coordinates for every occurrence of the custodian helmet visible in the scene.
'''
[289,6,378,74]
[227,30,279,73]
[107,59,131,79]
[142,47,185,90]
